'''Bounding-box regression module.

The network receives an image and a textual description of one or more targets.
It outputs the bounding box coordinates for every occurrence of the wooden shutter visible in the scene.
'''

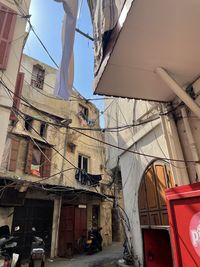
[8,138,20,171]
[25,141,33,174]
[41,147,52,177]
[10,72,24,121]
[0,3,17,70]
[138,179,148,211]
[154,165,168,209]
[145,167,159,210]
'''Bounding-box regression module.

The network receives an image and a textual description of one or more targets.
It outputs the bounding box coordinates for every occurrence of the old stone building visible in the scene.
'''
[0,54,121,259]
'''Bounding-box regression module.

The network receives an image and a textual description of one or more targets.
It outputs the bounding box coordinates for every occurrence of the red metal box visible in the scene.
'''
[166,183,200,267]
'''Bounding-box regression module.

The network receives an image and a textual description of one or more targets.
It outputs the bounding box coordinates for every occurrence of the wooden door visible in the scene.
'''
[138,163,174,226]
[58,206,75,257]
[74,207,87,242]
[58,206,88,256]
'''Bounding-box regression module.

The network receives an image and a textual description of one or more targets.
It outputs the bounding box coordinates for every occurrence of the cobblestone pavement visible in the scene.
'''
[46,242,123,267]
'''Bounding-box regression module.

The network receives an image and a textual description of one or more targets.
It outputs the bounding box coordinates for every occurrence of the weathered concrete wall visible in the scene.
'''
[87,199,112,247]
[100,201,112,246]
[1,54,114,256]
[119,124,169,266]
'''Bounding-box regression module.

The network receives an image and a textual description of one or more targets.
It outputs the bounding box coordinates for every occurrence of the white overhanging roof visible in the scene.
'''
[94,0,200,102]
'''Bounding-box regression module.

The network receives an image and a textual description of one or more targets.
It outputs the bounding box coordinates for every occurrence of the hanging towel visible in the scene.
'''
[54,0,78,99]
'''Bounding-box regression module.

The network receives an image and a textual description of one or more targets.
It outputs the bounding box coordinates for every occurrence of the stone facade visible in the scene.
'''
[0,54,123,258]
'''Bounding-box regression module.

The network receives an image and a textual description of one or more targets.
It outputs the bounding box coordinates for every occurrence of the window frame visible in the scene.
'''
[78,154,89,173]
[31,64,45,90]
[25,141,52,178]
[79,104,89,120]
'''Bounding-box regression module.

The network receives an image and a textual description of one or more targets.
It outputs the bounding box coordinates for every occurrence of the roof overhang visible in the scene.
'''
[94,0,200,102]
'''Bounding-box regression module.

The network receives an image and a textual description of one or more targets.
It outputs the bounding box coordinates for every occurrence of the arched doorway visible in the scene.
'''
[138,162,174,267]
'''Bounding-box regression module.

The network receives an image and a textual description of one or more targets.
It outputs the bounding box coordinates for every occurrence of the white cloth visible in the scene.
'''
[54,0,78,99]
[88,0,125,74]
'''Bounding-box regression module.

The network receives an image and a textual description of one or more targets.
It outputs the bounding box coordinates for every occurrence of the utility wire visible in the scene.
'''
[1,80,77,170]
[69,127,199,164]
[3,81,78,184]
[1,80,107,189]
[3,77,195,165]
[1,77,163,133]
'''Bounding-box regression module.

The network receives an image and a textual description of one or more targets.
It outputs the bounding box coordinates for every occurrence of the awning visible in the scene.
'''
[93,0,200,102]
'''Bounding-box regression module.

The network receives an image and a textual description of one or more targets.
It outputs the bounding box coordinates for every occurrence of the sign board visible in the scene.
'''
[166,183,200,267]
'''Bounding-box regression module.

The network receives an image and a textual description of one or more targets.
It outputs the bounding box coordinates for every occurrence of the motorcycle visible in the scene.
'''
[0,225,20,267]
[29,227,45,267]
[85,227,103,254]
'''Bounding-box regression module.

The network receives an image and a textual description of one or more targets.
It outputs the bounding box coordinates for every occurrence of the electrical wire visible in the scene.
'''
[68,127,199,164]
[1,80,109,191]
[1,79,77,170]
[2,77,199,165]
[2,82,76,183]
[19,59,110,103]
[1,76,164,133]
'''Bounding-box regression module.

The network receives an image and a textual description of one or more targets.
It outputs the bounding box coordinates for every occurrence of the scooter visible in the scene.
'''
[85,227,103,254]
[29,227,45,267]
[0,225,20,267]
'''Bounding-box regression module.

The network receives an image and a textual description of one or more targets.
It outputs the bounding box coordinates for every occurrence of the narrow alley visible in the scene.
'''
[1,0,200,267]
[45,243,123,267]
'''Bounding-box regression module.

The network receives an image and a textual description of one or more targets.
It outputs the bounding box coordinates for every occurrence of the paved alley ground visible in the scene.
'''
[46,242,123,267]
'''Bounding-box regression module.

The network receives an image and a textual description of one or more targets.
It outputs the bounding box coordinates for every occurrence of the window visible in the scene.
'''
[78,154,89,173]
[0,3,17,70]
[79,104,89,121]
[31,146,42,176]
[25,142,52,177]
[24,116,33,131]
[78,104,95,127]
[40,122,47,137]
[31,64,45,89]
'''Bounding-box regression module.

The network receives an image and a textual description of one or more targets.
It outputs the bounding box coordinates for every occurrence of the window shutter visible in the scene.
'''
[25,141,33,174]
[8,138,20,171]
[0,4,17,70]
[10,72,24,121]
[41,148,52,177]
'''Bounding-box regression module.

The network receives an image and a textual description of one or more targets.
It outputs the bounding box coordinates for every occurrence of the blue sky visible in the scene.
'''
[24,0,104,123]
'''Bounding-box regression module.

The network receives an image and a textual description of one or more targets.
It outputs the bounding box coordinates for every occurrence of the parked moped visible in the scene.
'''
[29,227,45,267]
[85,227,103,255]
[0,225,20,267]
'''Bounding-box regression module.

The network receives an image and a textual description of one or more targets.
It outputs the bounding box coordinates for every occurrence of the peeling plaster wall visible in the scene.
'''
[119,124,168,266]
[1,54,114,253]
[87,200,112,246]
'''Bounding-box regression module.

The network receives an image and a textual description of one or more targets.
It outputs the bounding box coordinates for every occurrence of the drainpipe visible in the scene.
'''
[156,67,200,119]
[181,107,200,181]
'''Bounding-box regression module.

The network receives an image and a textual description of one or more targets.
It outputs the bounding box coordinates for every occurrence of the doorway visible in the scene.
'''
[58,205,87,257]
[138,162,174,266]
[12,199,53,260]
[143,229,173,267]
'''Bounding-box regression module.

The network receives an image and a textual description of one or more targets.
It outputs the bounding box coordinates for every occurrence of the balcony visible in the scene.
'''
[91,0,200,102]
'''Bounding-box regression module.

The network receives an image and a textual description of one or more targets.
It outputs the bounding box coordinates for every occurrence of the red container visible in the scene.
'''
[166,183,200,267]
